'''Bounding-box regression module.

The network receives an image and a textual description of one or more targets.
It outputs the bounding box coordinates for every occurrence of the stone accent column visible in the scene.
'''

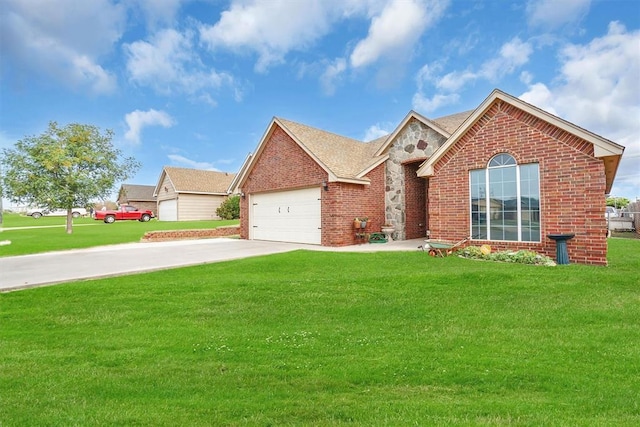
[385,119,446,240]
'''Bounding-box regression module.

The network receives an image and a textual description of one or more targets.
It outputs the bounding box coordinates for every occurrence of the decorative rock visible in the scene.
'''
[384,118,447,240]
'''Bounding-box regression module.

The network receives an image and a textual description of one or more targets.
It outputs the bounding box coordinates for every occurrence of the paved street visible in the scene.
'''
[0,238,422,292]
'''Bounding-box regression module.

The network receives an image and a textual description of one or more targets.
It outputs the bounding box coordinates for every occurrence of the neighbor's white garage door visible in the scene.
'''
[250,187,321,245]
[158,199,177,221]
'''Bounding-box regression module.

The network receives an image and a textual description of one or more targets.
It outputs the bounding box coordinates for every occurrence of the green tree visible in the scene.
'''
[606,197,630,209]
[216,194,240,220]
[1,122,140,234]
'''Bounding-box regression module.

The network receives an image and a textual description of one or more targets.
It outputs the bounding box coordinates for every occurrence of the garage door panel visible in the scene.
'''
[158,199,177,221]
[251,188,321,245]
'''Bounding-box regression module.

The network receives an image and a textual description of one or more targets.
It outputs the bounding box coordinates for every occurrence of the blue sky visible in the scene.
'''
[1,0,639,203]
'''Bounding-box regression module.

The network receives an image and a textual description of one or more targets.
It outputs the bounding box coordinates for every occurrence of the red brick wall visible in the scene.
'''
[240,126,327,240]
[404,162,427,239]
[428,100,609,265]
[239,124,386,246]
[322,164,386,246]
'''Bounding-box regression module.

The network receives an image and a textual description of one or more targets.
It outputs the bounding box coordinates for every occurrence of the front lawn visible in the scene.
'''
[1,239,638,425]
[0,212,238,256]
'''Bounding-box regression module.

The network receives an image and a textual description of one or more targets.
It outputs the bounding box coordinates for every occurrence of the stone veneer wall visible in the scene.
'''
[385,118,446,240]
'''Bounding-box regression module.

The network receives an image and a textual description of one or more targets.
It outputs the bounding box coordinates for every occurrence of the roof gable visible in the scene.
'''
[417,89,624,193]
[278,118,386,180]
[237,117,387,188]
[374,110,472,157]
[154,166,236,196]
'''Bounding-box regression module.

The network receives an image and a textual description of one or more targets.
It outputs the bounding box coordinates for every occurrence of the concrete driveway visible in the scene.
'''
[0,237,422,292]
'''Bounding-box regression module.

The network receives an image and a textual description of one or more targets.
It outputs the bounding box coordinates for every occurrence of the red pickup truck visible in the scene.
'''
[94,205,155,223]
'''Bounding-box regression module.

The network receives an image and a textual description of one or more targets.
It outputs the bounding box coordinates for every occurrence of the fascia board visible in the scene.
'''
[333,176,371,185]
[152,169,169,197]
[228,152,253,193]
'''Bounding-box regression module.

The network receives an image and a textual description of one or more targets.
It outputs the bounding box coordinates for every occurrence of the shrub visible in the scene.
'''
[457,246,555,266]
[216,195,240,220]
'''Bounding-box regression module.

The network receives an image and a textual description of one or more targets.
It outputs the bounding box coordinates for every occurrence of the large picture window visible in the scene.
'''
[470,154,540,242]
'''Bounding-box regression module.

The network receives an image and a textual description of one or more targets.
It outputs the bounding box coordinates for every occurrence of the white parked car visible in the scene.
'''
[605,206,618,218]
[26,207,88,219]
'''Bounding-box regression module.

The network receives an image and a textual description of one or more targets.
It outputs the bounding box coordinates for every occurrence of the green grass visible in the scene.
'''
[0,212,239,256]
[1,239,639,426]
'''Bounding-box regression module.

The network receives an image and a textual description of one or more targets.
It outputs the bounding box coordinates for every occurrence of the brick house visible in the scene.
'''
[117,184,157,213]
[234,89,624,265]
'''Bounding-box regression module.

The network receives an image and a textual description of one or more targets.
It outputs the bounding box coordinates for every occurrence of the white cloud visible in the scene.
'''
[124,109,175,144]
[479,37,533,81]
[133,0,185,28]
[518,83,558,115]
[320,58,348,95]
[1,0,124,93]
[435,69,476,92]
[199,0,448,84]
[520,22,640,198]
[363,123,393,141]
[350,0,447,68]
[526,0,591,30]
[412,37,533,113]
[434,37,533,90]
[167,154,217,170]
[124,28,237,100]
[412,92,460,113]
[199,0,339,72]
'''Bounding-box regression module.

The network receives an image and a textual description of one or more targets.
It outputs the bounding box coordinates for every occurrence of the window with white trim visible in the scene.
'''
[470,154,540,242]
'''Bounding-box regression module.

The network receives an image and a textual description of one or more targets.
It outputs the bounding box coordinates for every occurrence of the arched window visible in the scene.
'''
[470,154,540,242]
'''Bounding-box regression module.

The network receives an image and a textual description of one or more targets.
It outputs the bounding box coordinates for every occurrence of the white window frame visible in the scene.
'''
[469,154,540,242]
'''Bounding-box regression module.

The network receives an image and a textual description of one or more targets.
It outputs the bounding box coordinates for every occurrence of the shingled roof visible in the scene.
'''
[118,184,156,201]
[234,106,501,191]
[158,166,236,195]
[277,118,387,180]
[432,110,474,134]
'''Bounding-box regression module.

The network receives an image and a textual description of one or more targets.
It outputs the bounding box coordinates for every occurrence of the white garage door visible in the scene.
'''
[158,199,177,221]
[250,187,321,245]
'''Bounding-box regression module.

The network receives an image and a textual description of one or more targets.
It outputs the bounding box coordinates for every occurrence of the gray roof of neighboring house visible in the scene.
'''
[119,184,156,201]
[162,166,236,194]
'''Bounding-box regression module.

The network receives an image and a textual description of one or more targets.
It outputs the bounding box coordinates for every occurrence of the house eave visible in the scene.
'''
[331,177,371,185]
[417,88,626,181]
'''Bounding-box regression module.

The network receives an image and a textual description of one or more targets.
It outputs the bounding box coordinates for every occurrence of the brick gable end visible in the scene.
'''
[429,100,608,265]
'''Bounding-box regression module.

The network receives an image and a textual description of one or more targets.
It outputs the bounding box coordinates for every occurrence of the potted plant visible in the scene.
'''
[354,217,368,229]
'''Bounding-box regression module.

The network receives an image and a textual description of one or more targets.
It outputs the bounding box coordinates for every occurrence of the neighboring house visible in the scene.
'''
[117,184,157,213]
[234,89,624,265]
[154,166,236,221]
